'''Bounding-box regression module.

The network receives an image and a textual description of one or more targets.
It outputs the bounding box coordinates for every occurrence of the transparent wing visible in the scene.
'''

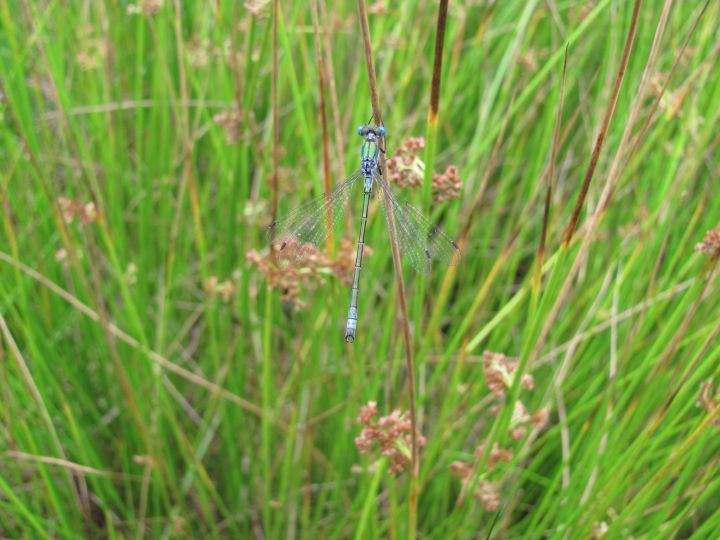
[266,170,362,262]
[376,172,461,274]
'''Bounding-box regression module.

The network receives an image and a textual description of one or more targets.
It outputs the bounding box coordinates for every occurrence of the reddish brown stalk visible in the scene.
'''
[271,0,280,223]
[310,0,333,251]
[531,0,651,367]
[562,0,642,246]
[356,0,418,536]
[595,0,675,374]
[356,1,383,126]
[604,0,712,213]
[537,47,568,275]
[429,0,449,123]
[319,0,346,182]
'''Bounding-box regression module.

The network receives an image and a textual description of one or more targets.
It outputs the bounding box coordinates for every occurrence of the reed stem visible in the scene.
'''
[356,1,418,537]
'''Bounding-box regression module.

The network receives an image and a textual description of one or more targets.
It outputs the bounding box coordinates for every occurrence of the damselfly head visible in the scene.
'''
[357,124,386,138]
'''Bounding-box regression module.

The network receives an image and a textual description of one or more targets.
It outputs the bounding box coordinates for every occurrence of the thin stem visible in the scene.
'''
[422,0,449,209]
[561,0,642,246]
[429,0,449,123]
[319,0,346,183]
[310,0,333,251]
[356,0,382,126]
[535,46,568,293]
[271,0,280,223]
[356,1,418,538]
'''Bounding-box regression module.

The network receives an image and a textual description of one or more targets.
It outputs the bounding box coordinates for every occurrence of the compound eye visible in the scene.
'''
[379,126,386,137]
[357,125,365,136]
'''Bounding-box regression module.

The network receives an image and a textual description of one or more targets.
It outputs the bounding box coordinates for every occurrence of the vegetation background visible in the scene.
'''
[1,0,719,538]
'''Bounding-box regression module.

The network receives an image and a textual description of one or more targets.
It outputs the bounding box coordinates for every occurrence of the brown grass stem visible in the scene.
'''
[310,0,333,251]
[271,0,280,223]
[531,0,643,364]
[422,0,449,208]
[524,4,710,425]
[535,46,568,293]
[356,1,417,537]
[319,0,346,183]
[429,0,449,123]
[562,0,642,246]
[604,0,711,213]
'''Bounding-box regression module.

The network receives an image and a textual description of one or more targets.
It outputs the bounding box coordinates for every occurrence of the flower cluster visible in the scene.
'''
[474,479,501,512]
[213,109,243,144]
[186,36,213,68]
[57,197,99,225]
[474,441,514,470]
[354,401,426,474]
[368,1,388,15]
[203,271,241,303]
[386,136,463,202]
[507,400,550,441]
[244,0,270,19]
[449,351,550,511]
[483,351,549,439]
[449,441,513,512]
[483,351,534,398]
[694,229,720,258]
[75,27,109,71]
[247,239,366,309]
[127,0,163,16]
[432,165,462,203]
[386,137,425,188]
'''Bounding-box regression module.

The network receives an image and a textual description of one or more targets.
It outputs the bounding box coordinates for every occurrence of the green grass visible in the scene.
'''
[1,1,720,538]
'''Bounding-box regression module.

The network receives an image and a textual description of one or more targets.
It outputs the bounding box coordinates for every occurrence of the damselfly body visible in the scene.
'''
[267,124,460,342]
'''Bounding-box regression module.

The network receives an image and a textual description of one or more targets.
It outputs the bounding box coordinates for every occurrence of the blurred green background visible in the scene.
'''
[1,1,719,538]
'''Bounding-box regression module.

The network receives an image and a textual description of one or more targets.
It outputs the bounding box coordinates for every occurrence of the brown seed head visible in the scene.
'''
[386,137,425,189]
[432,165,462,203]
[695,229,720,258]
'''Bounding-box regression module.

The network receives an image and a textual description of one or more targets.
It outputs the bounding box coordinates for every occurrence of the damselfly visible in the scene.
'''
[267,124,460,342]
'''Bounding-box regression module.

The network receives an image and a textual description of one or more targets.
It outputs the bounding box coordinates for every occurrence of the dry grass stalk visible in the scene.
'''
[356,1,419,537]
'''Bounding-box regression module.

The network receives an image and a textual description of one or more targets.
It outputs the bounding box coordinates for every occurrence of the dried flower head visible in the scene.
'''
[694,229,720,258]
[75,28,109,71]
[127,0,163,16]
[474,441,513,471]
[186,36,212,68]
[214,109,243,144]
[58,197,99,225]
[247,239,366,309]
[245,0,270,18]
[510,401,531,440]
[432,165,462,203]
[449,460,471,479]
[386,137,425,189]
[473,479,501,512]
[531,408,550,430]
[483,351,534,398]
[368,1,388,15]
[203,275,237,303]
[354,401,425,474]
